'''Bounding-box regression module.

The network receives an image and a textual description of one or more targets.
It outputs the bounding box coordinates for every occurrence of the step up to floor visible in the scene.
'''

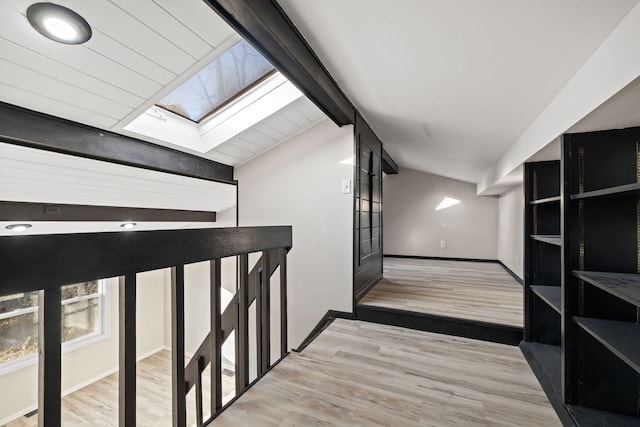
[355,304,523,345]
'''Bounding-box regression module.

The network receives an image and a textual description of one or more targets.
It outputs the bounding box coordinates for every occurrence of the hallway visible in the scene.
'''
[213,319,559,426]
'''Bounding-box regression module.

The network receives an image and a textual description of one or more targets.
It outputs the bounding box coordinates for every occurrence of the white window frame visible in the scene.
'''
[0,279,110,375]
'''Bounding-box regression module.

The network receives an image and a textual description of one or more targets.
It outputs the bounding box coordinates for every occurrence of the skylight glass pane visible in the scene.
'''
[157,39,274,122]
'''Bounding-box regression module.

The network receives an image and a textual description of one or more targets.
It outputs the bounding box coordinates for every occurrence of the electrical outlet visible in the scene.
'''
[440,240,446,249]
[341,179,351,194]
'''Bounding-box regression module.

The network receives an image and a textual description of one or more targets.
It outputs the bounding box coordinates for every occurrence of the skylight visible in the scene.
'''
[157,39,275,123]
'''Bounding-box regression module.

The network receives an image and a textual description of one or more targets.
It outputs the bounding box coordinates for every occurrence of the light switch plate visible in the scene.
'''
[342,179,351,194]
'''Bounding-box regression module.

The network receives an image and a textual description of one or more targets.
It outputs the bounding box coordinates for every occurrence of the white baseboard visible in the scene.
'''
[0,365,120,425]
[0,404,38,426]
[62,366,120,397]
[137,345,166,362]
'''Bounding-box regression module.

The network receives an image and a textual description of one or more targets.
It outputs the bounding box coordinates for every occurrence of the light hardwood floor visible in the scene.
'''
[213,319,560,426]
[360,258,524,326]
[3,350,235,427]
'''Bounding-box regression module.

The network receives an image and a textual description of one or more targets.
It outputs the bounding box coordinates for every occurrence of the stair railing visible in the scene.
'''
[0,226,292,427]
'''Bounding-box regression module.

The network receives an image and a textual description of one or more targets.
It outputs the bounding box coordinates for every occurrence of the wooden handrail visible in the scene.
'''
[0,226,292,297]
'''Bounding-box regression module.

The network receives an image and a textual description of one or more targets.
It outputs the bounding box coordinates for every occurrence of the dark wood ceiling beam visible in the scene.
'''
[203,0,355,126]
[0,201,217,223]
[382,148,399,174]
[0,102,235,184]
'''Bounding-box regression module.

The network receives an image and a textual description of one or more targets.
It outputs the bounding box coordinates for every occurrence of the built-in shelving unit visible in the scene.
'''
[524,160,562,350]
[522,161,564,419]
[562,127,640,422]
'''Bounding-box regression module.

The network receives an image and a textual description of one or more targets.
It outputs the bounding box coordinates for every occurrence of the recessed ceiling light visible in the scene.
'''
[27,3,92,45]
[5,224,33,232]
[121,222,136,230]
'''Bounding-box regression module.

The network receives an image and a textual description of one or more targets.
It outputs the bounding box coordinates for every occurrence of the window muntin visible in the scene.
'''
[0,280,106,365]
[157,39,275,123]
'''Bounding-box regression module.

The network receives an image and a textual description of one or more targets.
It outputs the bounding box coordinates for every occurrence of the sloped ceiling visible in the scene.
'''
[3,0,640,198]
[277,0,640,185]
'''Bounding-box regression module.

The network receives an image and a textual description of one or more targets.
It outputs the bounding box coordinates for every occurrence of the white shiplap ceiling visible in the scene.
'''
[204,96,326,166]
[0,0,237,131]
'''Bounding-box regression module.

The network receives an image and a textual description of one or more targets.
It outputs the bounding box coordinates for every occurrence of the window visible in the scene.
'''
[0,280,107,366]
[157,39,275,123]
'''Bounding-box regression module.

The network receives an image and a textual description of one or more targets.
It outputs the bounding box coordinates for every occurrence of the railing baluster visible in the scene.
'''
[255,261,263,377]
[38,286,62,427]
[171,266,186,427]
[119,274,137,427]
[210,258,223,413]
[261,250,271,373]
[195,356,204,426]
[279,248,288,356]
[236,254,249,391]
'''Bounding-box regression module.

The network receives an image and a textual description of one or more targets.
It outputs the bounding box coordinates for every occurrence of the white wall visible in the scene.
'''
[162,205,238,358]
[384,167,498,259]
[0,271,166,424]
[498,184,524,279]
[235,119,353,348]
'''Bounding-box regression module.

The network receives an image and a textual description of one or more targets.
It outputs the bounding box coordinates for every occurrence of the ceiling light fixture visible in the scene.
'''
[120,222,136,230]
[5,224,33,232]
[27,3,92,45]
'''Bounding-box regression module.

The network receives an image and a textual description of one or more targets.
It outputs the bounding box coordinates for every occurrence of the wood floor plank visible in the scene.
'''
[213,319,560,426]
[360,258,524,326]
[2,350,235,427]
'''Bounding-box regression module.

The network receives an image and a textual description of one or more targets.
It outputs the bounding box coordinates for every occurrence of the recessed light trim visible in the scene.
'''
[27,3,92,45]
[121,222,136,230]
[6,224,33,232]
